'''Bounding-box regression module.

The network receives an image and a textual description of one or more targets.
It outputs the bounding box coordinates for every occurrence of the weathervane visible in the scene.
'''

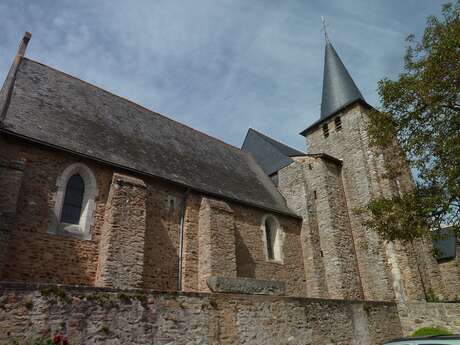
[321,16,331,43]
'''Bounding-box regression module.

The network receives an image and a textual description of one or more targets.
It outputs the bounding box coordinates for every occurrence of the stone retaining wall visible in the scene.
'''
[397,301,460,336]
[0,283,402,345]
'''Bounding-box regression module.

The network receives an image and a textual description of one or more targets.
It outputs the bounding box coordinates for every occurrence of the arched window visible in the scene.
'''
[261,215,284,262]
[48,163,98,240]
[61,174,85,224]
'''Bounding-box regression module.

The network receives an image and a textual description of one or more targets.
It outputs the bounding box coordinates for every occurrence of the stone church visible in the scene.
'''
[1,32,459,304]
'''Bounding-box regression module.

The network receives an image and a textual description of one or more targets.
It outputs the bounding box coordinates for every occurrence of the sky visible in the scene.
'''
[0,0,445,151]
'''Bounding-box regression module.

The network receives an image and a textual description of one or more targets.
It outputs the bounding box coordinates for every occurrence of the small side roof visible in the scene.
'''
[241,128,305,176]
[0,55,297,217]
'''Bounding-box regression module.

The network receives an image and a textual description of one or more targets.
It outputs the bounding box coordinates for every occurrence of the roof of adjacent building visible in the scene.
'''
[0,57,297,217]
[300,41,369,136]
[241,128,305,176]
[433,227,458,261]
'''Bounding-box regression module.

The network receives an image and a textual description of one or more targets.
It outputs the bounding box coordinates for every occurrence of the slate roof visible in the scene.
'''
[300,41,369,136]
[241,128,305,176]
[0,57,296,217]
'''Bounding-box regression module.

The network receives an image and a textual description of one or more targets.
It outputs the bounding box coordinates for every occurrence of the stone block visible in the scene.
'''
[207,276,285,295]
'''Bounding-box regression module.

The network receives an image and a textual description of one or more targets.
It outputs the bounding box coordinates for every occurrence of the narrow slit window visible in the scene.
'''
[265,218,277,260]
[335,116,342,131]
[322,123,329,138]
[61,174,85,224]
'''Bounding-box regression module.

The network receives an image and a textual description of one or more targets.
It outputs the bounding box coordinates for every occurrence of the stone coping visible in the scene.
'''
[207,276,285,296]
[0,281,399,306]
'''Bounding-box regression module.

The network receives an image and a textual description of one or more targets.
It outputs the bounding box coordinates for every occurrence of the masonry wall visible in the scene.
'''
[277,157,328,298]
[397,301,460,335]
[0,283,403,345]
[278,156,362,300]
[0,135,306,295]
[142,180,184,291]
[232,204,306,296]
[95,173,147,289]
[0,135,186,289]
[437,245,460,300]
[0,135,111,285]
[305,103,445,302]
[0,157,24,276]
[181,193,306,296]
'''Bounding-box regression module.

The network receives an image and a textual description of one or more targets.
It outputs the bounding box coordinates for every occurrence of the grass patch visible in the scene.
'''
[411,326,452,337]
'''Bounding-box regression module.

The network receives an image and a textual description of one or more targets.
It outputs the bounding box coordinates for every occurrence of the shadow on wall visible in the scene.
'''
[143,186,180,290]
[2,158,96,285]
[235,227,256,278]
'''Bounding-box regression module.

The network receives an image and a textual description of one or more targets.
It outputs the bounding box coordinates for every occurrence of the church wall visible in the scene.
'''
[0,135,186,289]
[181,192,306,296]
[232,204,306,296]
[278,156,362,300]
[0,157,25,277]
[0,135,306,295]
[0,135,111,286]
[277,158,328,298]
[142,179,184,291]
[305,103,447,301]
[306,104,397,301]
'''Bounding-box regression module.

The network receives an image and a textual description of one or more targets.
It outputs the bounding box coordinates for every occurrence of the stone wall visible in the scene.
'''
[181,193,306,296]
[278,155,362,300]
[143,180,184,291]
[0,136,306,296]
[197,198,237,291]
[0,158,25,276]
[232,204,306,296]
[304,103,447,302]
[438,246,460,300]
[306,104,395,301]
[397,301,460,335]
[0,136,112,286]
[95,173,147,289]
[0,283,403,345]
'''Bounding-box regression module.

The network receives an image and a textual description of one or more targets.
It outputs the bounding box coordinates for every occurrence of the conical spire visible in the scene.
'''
[320,41,365,119]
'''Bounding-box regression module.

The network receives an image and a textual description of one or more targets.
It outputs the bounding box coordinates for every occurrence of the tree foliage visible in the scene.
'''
[364,1,460,242]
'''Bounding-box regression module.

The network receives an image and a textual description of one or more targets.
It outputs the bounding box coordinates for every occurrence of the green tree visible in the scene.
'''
[364,1,460,242]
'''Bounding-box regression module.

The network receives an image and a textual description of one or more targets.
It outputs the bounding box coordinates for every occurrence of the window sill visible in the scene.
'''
[266,259,284,265]
[47,222,92,241]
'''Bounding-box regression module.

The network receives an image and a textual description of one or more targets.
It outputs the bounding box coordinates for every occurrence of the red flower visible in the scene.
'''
[62,335,69,345]
[53,334,62,344]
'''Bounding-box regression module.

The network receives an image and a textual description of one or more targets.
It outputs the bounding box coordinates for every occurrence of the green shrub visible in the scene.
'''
[425,288,440,303]
[411,326,452,337]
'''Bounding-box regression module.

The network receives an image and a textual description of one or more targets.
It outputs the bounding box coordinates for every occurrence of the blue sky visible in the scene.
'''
[0,0,445,150]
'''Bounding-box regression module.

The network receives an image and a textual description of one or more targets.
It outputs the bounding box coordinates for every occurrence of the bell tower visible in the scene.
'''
[297,35,445,301]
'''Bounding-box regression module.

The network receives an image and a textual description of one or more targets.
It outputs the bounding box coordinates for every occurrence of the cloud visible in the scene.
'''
[0,0,443,150]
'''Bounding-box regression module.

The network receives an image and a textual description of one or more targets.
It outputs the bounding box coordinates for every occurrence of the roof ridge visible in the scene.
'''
[248,128,304,155]
[20,57,245,155]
